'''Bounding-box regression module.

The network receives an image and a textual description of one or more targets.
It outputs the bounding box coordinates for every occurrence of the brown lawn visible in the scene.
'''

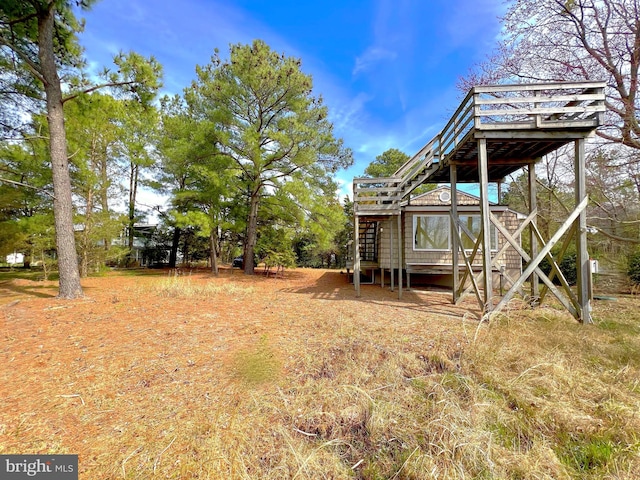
[0,268,482,478]
[2,268,638,479]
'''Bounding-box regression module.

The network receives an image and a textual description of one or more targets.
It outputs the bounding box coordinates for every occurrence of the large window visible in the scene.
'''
[413,214,498,251]
[414,215,450,250]
[459,215,498,251]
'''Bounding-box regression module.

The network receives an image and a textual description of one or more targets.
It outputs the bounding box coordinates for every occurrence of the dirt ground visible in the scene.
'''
[0,267,514,477]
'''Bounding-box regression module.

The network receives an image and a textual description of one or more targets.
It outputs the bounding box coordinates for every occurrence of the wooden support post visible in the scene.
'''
[451,164,459,303]
[390,217,395,291]
[575,138,592,323]
[397,213,403,299]
[478,138,493,313]
[494,197,588,315]
[354,216,361,297]
[529,163,539,303]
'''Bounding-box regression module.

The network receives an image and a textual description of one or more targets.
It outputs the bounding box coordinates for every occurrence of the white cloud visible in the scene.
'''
[330,92,372,131]
[334,177,353,202]
[352,47,398,76]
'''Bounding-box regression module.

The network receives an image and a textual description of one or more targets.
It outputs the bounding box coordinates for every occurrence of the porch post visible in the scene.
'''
[478,138,493,313]
[397,213,403,299]
[390,217,395,291]
[451,164,459,303]
[575,138,592,323]
[354,215,361,297]
[529,162,539,303]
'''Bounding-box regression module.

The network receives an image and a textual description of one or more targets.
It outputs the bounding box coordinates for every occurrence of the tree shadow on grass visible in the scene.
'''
[278,271,483,320]
[0,280,58,299]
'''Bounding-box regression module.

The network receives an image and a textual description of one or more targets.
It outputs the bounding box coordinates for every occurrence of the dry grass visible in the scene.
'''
[149,276,256,298]
[1,268,639,478]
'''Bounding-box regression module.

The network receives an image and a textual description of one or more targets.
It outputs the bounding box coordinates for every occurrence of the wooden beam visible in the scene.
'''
[397,213,403,299]
[478,138,493,313]
[493,196,589,315]
[472,81,606,94]
[450,213,484,307]
[529,163,539,303]
[489,211,577,313]
[474,130,595,140]
[390,215,394,292]
[354,216,360,297]
[530,222,581,312]
[539,223,578,305]
[451,164,459,304]
[575,138,592,323]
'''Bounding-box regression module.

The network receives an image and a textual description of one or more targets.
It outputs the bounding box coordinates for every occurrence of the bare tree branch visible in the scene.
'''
[0,176,55,198]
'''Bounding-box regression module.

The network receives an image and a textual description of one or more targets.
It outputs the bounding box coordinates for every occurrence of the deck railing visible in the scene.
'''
[353,81,606,214]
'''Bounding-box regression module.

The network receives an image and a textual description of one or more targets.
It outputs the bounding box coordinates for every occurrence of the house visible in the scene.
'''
[353,186,523,290]
[5,252,24,265]
[351,82,605,322]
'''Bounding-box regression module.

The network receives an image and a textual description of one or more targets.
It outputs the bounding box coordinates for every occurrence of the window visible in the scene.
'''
[414,215,450,250]
[459,215,498,251]
[412,214,499,251]
[439,190,451,203]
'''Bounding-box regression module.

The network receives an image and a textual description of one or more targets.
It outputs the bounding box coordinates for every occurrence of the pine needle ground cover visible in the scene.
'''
[1,268,639,479]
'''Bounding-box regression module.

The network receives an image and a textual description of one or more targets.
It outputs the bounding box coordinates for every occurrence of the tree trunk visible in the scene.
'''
[244,189,260,275]
[182,234,189,267]
[80,190,93,277]
[210,227,218,276]
[98,138,111,252]
[169,226,181,268]
[41,249,49,281]
[22,251,31,269]
[128,163,139,264]
[38,8,82,298]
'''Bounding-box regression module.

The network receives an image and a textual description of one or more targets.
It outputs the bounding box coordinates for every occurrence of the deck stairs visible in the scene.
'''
[358,220,378,262]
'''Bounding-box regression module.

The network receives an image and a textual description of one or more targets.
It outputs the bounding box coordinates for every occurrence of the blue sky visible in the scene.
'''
[78,0,506,201]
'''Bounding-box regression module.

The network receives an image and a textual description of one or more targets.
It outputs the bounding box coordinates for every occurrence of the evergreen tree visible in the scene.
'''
[186,40,352,274]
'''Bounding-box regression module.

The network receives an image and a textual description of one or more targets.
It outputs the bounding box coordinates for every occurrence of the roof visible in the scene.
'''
[402,185,496,206]
[401,185,524,216]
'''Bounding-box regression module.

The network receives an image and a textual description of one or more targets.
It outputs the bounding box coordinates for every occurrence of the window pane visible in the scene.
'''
[459,215,497,250]
[415,216,449,250]
[460,215,480,250]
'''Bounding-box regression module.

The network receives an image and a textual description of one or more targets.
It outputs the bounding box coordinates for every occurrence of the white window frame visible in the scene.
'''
[458,214,498,252]
[413,214,451,251]
[412,213,500,252]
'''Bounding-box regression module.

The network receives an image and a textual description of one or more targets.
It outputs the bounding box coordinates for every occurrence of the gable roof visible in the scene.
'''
[403,185,497,206]
[400,185,526,218]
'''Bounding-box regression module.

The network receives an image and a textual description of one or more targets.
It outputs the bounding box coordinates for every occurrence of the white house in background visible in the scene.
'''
[6,252,24,265]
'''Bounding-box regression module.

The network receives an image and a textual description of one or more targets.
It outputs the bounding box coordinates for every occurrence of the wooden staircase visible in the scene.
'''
[358,220,378,262]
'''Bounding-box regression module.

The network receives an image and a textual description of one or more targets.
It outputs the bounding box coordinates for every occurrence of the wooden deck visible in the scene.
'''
[352,81,606,322]
[353,82,606,213]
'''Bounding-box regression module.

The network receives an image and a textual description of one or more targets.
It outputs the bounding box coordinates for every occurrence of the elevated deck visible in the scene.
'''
[353,82,606,213]
[352,81,606,322]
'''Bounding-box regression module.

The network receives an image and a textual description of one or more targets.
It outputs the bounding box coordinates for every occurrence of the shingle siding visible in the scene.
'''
[376,187,522,281]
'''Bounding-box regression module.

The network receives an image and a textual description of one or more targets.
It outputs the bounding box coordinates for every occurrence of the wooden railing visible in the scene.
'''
[352,177,402,213]
[353,81,606,214]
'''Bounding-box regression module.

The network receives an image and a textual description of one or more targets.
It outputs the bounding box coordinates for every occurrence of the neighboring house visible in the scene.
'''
[108,223,171,266]
[5,253,24,265]
[354,186,523,289]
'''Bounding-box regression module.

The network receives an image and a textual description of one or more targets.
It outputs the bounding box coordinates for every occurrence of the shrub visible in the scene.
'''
[539,252,577,285]
[627,250,640,285]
